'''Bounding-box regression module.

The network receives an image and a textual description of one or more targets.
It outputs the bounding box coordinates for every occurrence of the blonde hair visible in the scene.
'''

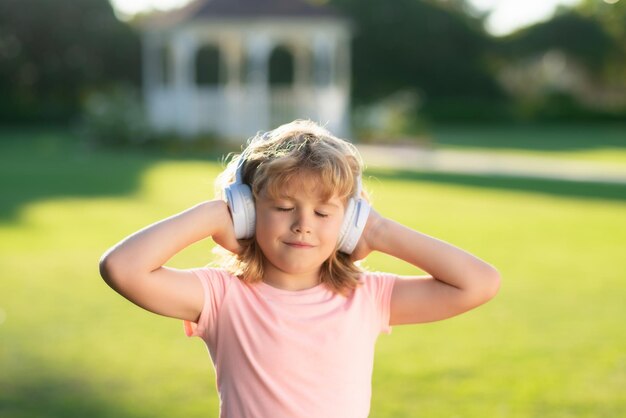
[213,119,369,297]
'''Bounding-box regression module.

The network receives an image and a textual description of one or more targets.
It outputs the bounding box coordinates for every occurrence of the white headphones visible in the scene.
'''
[224,134,370,254]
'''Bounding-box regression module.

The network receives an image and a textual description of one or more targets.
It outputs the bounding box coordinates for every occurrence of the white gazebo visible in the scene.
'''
[136,0,353,140]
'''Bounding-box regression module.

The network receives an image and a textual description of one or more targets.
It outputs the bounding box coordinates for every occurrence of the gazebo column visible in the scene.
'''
[336,34,352,137]
[336,35,351,97]
[223,37,242,88]
[245,34,272,134]
[293,43,312,116]
[313,33,332,87]
[171,32,197,137]
[223,35,244,138]
[313,33,344,134]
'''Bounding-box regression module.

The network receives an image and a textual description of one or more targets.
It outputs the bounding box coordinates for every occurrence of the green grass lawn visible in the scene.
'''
[0,128,625,417]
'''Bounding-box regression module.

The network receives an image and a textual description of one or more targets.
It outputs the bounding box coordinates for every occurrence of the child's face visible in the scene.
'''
[255,175,346,284]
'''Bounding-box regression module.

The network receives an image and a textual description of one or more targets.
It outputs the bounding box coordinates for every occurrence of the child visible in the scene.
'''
[99,119,500,418]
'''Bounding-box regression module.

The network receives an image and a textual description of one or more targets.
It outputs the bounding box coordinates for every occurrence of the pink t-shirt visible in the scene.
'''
[184,267,397,418]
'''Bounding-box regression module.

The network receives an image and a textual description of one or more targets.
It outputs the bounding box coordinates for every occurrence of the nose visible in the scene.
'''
[291,211,312,234]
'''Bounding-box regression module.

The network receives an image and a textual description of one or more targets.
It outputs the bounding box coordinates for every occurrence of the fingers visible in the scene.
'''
[348,208,383,262]
[211,200,243,254]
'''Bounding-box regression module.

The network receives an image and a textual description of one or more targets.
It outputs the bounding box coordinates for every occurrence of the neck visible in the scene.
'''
[262,267,322,291]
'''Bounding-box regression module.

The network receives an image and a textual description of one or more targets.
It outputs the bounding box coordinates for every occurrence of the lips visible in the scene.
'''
[285,241,315,248]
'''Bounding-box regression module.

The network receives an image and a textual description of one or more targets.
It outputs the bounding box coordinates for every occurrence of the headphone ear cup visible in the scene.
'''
[338,197,356,249]
[225,183,256,239]
[338,198,371,254]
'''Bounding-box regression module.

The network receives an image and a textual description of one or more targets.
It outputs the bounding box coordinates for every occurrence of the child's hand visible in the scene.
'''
[211,200,244,255]
[350,208,385,261]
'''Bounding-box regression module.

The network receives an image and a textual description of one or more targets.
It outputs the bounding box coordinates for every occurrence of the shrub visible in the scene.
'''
[77,84,223,154]
[78,84,153,148]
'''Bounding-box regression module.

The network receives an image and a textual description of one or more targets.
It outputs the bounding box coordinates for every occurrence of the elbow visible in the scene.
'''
[99,249,151,292]
[482,266,501,301]
[464,265,501,304]
[99,251,127,290]
[99,253,116,287]
[456,266,501,310]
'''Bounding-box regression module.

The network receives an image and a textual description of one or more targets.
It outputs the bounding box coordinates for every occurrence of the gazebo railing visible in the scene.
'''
[146,85,346,139]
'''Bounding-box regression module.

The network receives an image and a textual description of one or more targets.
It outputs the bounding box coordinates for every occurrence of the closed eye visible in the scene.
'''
[276,207,329,218]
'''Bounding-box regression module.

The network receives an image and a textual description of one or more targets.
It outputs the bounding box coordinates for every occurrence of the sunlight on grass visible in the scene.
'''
[1,155,625,417]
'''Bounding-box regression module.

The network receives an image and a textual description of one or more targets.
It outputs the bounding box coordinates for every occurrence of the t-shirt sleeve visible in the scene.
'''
[362,271,397,335]
[183,267,232,339]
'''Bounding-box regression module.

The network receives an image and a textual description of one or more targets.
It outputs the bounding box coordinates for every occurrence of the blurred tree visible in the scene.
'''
[328,0,503,105]
[2,0,622,127]
[577,0,626,43]
[0,0,141,125]
[497,10,615,72]
[491,6,626,121]
[576,0,626,84]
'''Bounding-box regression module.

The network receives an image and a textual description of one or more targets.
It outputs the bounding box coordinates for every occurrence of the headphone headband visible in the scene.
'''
[233,131,271,184]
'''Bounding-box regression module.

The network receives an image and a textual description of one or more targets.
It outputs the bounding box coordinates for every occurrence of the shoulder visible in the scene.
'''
[191,266,237,279]
[357,271,398,334]
[359,270,398,284]
[184,267,240,337]
[357,270,398,298]
[190,267,240,293]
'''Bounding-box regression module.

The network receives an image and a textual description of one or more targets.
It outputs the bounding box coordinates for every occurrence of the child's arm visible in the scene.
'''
[99,200,241,322]
[353,209,501,325]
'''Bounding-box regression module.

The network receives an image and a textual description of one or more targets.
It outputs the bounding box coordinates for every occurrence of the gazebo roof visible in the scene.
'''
[191,0,342,18]
[136,0,345,29]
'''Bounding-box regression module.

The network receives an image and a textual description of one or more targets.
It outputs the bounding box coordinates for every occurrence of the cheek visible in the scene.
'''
[324,218,344,241]
[255,217,272,241]
[254,210,268,238]
[255,212,286,242]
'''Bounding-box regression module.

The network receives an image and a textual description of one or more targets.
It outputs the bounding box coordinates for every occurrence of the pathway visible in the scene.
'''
[356,145,626,184]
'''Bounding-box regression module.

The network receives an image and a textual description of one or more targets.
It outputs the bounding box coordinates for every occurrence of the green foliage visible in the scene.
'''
[421,97,517,124]
[577,0,626,43]
[498,11,615,72]
[77,84,224,155]
[329,0,503,103]
[1,0,624,127]
[353,89,431,144]
[576,0,626,85]
[486,7,626,122]
[515,91,626,123]
[78,84,153,148]
[0,0,141,124]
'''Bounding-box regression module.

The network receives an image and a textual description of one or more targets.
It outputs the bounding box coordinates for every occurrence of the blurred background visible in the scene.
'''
[1,0,625,417]
[2,0,626,139]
